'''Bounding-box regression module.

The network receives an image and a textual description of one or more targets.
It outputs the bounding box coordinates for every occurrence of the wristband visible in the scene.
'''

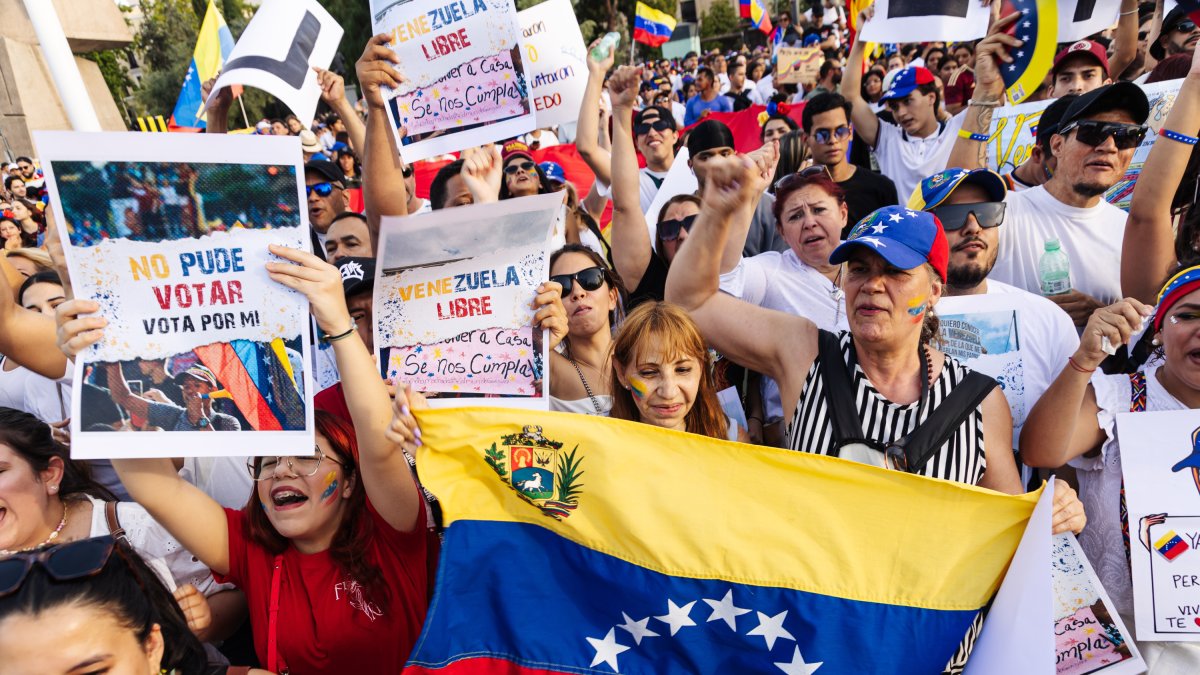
[1161,129,1199,146]
[1067,356,1096,374]
[1119,8,1138,15]
[957,129,991,142]
[321,320,357,343]
[967,99,1002,107]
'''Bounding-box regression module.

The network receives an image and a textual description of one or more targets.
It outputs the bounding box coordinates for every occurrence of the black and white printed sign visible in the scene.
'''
[859,0,990,42]
[1058,0,1121,42]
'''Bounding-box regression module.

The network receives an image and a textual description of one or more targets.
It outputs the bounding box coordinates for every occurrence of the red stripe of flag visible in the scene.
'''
[193,342,282,431]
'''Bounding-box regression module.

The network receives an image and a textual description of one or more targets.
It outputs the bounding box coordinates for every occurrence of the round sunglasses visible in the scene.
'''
[549,266,608,297]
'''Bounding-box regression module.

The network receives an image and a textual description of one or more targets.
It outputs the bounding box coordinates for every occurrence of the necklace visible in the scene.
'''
[568,356,604,415]
[0,500,69,556]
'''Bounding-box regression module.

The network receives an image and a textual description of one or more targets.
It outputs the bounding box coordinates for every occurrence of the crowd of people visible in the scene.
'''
[3,0,1200,672]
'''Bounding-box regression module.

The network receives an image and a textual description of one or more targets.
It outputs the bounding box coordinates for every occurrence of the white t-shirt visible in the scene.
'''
[0,357,70,423]
[179,457,255,510]
[756,74,777,102]
[873,112,965,204]
[991,185,1128,305]
[639,167,671,214]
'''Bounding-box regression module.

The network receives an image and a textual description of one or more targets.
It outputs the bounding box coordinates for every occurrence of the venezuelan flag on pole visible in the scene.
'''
[170,0,236,130]
[405,408,1039,674]
[634,2,677,48]
[739,0,774,34]
[1001,0,1057,104]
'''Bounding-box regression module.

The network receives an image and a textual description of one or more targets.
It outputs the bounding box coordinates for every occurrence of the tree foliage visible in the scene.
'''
[700,0,740,51]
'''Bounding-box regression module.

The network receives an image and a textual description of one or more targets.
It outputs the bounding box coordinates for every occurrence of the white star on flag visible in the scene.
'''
[747,610,796,650]
[905,209,917,218]
[586,628,631,671]
[888,213,902,222]
[1023,21,1031,28]
[703,590,750,630]
[617,612,659,645]
[655,599,697,636]
[774,646,823,674]
[870,223,887,234]
[856,236,885,247]
[1009,65,1017,72]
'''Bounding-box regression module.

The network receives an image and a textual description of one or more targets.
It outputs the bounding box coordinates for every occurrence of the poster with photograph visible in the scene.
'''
[1052,533,1144,674]
[371,0,536,162]
[373,192,562,409]
[1119,409,1200,641]
[517,0,588,128]
[936,294,1029,429]
[35,132,314,459]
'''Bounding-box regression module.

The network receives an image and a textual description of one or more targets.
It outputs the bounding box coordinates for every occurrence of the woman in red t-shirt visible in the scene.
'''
[57,245,429,673]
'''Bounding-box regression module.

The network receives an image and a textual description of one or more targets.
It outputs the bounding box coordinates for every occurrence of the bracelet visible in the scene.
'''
[1067,356,1096,374]
[321,320,357,343]
[1119,8,1138,16]
[967,98,1002,107]
[957,129,991,142]
[1161,128,1200,145]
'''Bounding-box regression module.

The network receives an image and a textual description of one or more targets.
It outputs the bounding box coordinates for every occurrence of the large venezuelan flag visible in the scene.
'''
[171,0,236,130]
[634,2,677,48]
[406,408,1039,674]
[1001,0,1057,104]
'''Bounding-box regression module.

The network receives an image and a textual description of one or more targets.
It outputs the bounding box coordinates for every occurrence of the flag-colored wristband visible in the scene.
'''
[957,129,991,142]
[1161,129,1199,146]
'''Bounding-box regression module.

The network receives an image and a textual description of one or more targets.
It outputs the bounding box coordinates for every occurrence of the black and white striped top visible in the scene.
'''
[786,331,988,486]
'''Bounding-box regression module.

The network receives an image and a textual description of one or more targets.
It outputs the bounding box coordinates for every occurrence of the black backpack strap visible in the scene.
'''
[816,331,865,457]
[901,371,998,473]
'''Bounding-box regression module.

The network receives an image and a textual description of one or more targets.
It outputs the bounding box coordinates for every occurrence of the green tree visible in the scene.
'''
[313,0,372,86]
[700,0,740,51]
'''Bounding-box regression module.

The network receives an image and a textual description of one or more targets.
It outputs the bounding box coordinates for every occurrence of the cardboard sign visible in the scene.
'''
[206,0,343,126]
[775,47,822,86]
[36,132,314,458]
[517,0,588,128]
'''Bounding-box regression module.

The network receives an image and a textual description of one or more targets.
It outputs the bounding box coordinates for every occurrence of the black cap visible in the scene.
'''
[1151,6,1194,60]
[686,119,736,156]
[337,256,375,297]
[1057,81,1150,130]
[634,105,677,130]
[305,160,344,186]
[1035,94,1077,147]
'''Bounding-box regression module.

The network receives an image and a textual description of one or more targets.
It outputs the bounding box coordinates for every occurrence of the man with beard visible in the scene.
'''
[910,168,1078,460]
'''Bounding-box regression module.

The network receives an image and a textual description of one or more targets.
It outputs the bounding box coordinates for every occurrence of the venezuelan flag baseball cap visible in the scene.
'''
[880,66,936,102]
[830,205,949,282]
[907,168,1007,211]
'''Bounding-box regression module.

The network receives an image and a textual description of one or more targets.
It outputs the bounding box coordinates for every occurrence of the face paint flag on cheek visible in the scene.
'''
[320,470,339,504]
[629,377,650,400]
[1002,0,1059,104]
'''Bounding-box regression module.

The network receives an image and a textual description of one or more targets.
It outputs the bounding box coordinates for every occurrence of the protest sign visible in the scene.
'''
[858,0,990,43]
[372,0,536,163]
[205,0,342,127]
[1051,534,1144,674]
[642,146,697,250]
[1120,409,1200,640]
[1058,0,1121,42]
[373,193,561,409]
[1104,79,1181,210]
[35,132,314,459]
[774,47,822,85]
[517,0,587,128]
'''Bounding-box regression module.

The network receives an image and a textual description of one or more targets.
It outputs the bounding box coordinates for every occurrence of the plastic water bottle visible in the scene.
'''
[1039,238,1072,296]
[591,32,621,61]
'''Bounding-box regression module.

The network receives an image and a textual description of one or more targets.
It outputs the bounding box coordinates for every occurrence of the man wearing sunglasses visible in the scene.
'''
[801,93,898,234]
[1152,6,1200,62]
[305,160,350,246]
[912,168,1079,469]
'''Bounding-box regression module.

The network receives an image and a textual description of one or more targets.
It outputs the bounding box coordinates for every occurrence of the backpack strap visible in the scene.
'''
[104,501,129,544]
[816,330,867,456]
[900,371,998,474]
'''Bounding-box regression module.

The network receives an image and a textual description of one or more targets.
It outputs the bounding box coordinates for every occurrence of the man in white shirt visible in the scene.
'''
[910,168,1079,447]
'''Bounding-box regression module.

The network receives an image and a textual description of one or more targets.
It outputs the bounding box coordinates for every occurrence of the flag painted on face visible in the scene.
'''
[171,0,236,129]
[403,408,1040,675]
[634,2,678,47]
[1154,530,1190,561]
[1001,0,1059,104]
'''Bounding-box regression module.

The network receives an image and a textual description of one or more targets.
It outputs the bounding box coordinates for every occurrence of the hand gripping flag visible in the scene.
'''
[171,0,236,129]
[404,408,1040,675]
[1001,0,1058,104]
[634,2,677,47]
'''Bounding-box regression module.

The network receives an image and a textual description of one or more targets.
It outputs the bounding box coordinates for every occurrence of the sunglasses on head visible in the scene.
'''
[550,266,608,297]
[658,213,697,242]
[930,201,1007,231]
[1060,120,1148,150]
[812,125,852,145]
[0,536,117,598]
[306,182,339,197]
[635,119,674,136]
[504,161,537,175]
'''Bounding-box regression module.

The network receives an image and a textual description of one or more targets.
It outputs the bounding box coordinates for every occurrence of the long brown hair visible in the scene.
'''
[550,243,627,336]
[245,410,387,609]
[609,302,729,439]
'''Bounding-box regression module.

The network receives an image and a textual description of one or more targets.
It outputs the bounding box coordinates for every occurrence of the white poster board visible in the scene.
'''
[206,0,343,127]
[1120,409,1200,641]
[517,0,588,128]
[35,132,314,459]
[373,193,561,409]
[859,0,991,43]
[371,0,536,162]
[642,146,697,250]
[1058,0,1121,42]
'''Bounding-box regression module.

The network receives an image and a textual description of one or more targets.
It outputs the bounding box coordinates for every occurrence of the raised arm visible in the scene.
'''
[0,260,68,379]
[665,154,817,409]
[1020,298,1151,468]
[202,77,231,135]
[576,39,617,187]
[1108,0,1141,78]
[1123,48,1200,302]
[359,33,410,225]
[719,141,778,274]
[103,362,150,420]
[266,245,422,532]
[946,13,1022,170]
[608,66,654,291]
[840,8,880,147]
[315,67,365,156]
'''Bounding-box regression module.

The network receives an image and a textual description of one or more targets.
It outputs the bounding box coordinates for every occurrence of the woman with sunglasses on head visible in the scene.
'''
[546,245,625,416]
[56,245,430,674]
[499,141,558,201]
[1021,264,1200,668]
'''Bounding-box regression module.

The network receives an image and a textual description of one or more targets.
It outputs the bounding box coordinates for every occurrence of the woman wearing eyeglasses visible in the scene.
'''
[56,245,430,674]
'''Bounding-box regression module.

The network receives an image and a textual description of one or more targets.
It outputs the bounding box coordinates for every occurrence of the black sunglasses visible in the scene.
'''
[550,266,608,297]
[812,125,852,145]
[504,161,536,175]
[930,201,1007,231]
[0,536,117,597]
[1174,20,1197,33]
[1060,120,1147,150]
[659,213,697,242]
[634,119,674,136]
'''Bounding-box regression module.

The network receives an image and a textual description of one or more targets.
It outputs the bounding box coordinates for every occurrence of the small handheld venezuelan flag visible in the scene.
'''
[1154,530,1190,561]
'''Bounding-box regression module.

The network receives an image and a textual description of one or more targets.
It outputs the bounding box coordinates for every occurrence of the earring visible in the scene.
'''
[1152,336,1162,346]
[49,485,58,493]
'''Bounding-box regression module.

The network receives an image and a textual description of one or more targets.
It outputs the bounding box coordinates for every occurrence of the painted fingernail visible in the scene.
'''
[414,425,423,439]
[400,404,410,416]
